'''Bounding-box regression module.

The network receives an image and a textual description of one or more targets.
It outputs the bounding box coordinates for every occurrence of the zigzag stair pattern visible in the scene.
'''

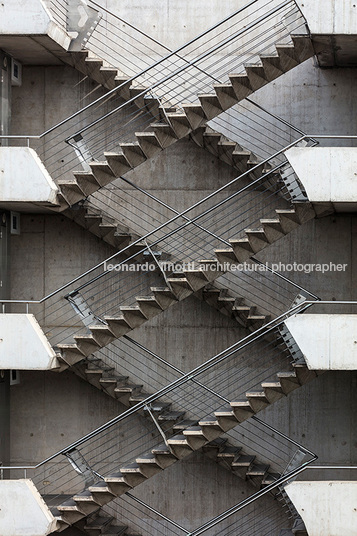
[62,201,271,336]
[197,286,270,331]
[56,36,317,207]
[189,125,283,192]
[55,202,316,370]
[62,203,144,252]
[51,360,320,528]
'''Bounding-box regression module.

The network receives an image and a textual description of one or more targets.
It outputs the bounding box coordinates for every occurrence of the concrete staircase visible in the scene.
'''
[189,125,282,191]
[55,200,316,369]
[49,504,141,535]
[198,286,270,331]
[54,36,317,207]
[202,436,282,490]
[62,203,142,251]
[51,358,318,528]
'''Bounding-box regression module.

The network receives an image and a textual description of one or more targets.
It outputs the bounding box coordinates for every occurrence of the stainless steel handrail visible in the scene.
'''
[5,297,357,466]
[0,0,266,141]
[0,133,355,306]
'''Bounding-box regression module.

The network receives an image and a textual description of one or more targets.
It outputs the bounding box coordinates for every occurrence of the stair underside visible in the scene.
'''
[53,36,318,209]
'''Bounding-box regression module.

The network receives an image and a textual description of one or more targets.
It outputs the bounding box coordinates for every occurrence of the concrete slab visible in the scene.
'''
[0,314,59,370]
[285,147,357,211]
[0,147,59,210]
[285,481,357,536]
[0,479,58,536]
[285,314,357,370]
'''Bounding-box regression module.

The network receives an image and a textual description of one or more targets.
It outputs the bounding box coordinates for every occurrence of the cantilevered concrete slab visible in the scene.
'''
[0,314,59,370]
[284,314,357,370]
[0,0,71,64]
[0,479,58,536]
[285,481,357,536]
[0,147,60,212]
[285,147,357,212]
[296,0,357,67]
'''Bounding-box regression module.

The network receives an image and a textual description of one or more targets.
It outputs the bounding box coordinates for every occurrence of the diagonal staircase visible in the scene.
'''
[50,358,318,528]
[58,36,317,206]
[55,200,316,370]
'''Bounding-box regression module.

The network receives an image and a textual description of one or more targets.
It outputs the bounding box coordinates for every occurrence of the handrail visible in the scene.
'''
[0,0,267,141]
[67,0,294,140]
[0,297,321,466]
[1,133,356,305]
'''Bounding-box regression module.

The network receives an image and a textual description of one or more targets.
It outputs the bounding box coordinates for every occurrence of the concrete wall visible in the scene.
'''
[296,0,357,35]
[285,481,357,536]
[4,1,357,534]
[0,370,10,468]
[285,315,357,370]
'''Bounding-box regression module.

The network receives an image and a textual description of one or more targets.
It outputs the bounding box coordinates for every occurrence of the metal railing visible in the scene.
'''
[1,297,318,472]
[0,316,317,529]
[2,135,356,349]
[44,0,68,28]
[0,164,314,346]
[4,0,309,186]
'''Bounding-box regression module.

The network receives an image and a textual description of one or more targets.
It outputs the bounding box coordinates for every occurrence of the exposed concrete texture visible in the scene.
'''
[0,371,10,468]
[285,481,357,536]
[0,147,59,210]
[0,479,57,536]
[0,314,58,370]
[297,0,357,35]
[286,147,357,211]
[3,2,357,534]
[0,1,71,63]
[0,0,53,35]
[285,314,357,370]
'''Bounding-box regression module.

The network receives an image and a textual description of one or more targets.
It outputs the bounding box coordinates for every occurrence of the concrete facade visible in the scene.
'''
[285,314,357,370]
[285,481,357,536]
[0,1,357,535]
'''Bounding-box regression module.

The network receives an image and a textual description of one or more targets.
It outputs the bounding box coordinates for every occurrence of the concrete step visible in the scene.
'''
[83,515,114,536]
[87,482,116,506]
[166,112,192,138]
[197,93,224,120]
[231,454,256,479]
[72,490,101,516]
[135,132,163,158]
[244,63,268,90]
[62,34,317,210]
[120,142,147,168]
[150,122,177,148]
[166,434,194,459]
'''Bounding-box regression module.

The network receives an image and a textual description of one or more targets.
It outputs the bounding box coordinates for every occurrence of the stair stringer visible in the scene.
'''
[53,36,320,209]
[51,359,321,528]
[54,201,317,370]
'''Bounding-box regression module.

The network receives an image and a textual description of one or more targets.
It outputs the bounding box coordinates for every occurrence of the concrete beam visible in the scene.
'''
[296,0,357,66]
[284,314,357,370]
[0,314,59,370]
[0,0,71,61]
[285,147,357,212]
[285,481,357,536]
[0,479,58,536]
[0,147,59,210]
